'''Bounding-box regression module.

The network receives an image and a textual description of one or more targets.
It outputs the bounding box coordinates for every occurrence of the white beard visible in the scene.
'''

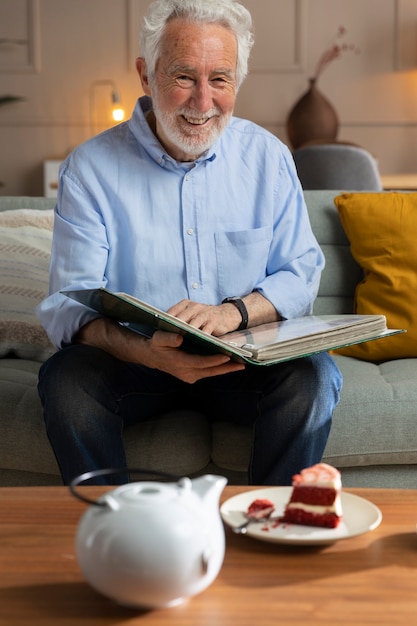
[151,90,231,158]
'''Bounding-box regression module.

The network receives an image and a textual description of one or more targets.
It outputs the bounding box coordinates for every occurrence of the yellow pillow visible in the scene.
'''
[334,192,417,361]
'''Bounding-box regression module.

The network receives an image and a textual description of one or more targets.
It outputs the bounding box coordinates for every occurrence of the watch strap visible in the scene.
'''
[222,297,248,331]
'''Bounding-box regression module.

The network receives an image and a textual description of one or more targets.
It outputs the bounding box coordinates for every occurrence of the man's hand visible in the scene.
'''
[168,292,280,335]
[145,330,245,384]
[76,317,245,384]
[167,299,241,336]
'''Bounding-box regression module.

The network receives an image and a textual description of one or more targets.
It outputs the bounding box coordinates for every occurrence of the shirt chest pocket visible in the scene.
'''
[214,226,272,297]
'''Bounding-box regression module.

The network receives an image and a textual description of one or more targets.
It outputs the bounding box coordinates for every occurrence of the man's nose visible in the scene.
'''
[191,80,213,110]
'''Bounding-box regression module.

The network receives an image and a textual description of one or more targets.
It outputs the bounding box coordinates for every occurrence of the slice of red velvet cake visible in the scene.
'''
[282,463,343,528]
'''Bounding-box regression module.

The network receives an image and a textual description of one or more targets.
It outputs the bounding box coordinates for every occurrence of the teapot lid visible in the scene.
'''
[69,467,181,507]
[101,478,192,510]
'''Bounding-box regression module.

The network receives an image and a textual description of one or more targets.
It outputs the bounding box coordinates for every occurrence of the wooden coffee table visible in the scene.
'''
[1,486,416,625]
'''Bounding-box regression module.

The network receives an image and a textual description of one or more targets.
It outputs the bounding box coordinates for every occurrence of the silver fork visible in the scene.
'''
[232,511,274,534]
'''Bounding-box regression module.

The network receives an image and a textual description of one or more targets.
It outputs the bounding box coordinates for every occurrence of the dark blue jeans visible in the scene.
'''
[38,345,342,486]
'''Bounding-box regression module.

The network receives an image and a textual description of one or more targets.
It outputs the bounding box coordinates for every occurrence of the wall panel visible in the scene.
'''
[1,0,416,195]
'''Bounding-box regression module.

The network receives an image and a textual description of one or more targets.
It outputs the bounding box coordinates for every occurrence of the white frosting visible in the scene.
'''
[286,497,343,516]
[292,463,342,490]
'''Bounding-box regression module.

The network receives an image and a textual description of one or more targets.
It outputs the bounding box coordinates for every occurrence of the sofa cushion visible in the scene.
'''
[0,359,59,475]
[305,190,363,315]
[124,410,212,476]
[324,354,417,467]
[334,192,417,361]
[211,421,252,472]
[0,209,55,362]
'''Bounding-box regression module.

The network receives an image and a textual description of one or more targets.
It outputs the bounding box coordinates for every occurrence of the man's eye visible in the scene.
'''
[212,77,233,86]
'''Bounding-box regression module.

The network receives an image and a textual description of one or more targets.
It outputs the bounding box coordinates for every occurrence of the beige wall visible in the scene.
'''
[1,0,417,196]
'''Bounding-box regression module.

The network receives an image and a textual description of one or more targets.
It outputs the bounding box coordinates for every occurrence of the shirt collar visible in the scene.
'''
[128,96,217,167]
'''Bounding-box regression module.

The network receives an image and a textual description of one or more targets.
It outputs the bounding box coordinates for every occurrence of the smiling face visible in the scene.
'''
[136,18,238,162]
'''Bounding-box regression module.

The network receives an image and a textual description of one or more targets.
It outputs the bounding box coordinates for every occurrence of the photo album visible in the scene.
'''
[62,288,403,366]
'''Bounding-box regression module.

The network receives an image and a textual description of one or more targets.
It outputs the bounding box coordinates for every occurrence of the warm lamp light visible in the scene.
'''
[111,90,125,122]
[90,80,125,135]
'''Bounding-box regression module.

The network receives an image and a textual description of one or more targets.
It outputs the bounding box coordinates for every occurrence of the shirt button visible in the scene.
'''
[192,282,198,289]
[187,228,194,235]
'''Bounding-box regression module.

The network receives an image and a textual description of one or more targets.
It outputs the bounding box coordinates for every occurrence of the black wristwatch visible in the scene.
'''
[222,297,249,331]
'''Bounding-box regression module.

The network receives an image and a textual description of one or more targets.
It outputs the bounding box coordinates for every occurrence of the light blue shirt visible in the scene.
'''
[37,96,324,349]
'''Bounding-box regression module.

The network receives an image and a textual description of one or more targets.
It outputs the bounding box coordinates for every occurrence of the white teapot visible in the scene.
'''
[73,473,227,609]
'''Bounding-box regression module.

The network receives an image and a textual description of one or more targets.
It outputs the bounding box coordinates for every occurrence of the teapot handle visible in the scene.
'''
[69,467,181,507]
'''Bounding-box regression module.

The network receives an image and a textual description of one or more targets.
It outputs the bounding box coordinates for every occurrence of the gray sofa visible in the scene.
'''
[1,191,416,487]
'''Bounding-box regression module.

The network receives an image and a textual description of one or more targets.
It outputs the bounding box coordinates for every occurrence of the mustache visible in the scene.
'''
[178,107,221,120]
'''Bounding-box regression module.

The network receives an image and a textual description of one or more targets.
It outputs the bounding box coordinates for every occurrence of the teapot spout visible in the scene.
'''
[191,474,227,508]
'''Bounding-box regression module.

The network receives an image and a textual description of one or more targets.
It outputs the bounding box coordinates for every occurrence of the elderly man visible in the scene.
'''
[37,0,342,485]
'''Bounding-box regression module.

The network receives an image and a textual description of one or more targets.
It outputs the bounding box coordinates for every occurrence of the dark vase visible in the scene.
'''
[286,78,339,150]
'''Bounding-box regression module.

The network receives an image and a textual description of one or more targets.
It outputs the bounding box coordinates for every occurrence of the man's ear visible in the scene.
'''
[136,57,151,95]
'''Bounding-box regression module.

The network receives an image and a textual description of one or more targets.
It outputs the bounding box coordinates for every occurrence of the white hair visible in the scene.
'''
[139,0,254,90]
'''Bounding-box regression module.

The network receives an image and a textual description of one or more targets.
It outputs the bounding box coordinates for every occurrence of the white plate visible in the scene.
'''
[220,487,382,546]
